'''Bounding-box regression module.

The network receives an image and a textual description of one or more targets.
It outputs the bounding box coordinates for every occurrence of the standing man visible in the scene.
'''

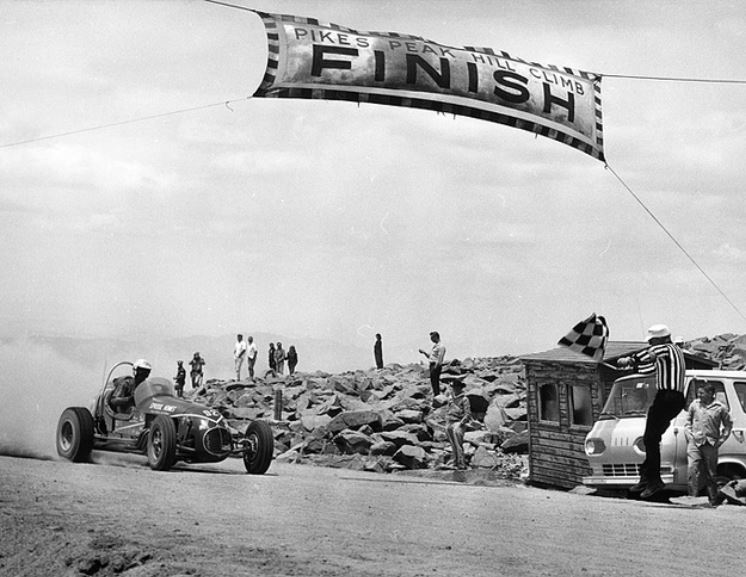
[246,335,258,378]
[419,331,446,397]
[274,342,286,375]
[234,334,247,381]
[617,324,686,499]
[374,333,384,370]
[174,360,186,398]
[685,380,732,505]
[189,352,206,390]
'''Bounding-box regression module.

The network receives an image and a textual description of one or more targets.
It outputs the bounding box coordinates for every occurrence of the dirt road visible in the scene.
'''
[0,454,741,577]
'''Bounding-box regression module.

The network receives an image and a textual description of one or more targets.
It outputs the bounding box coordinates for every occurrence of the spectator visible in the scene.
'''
[268,343,277,373]
[234,334,247,381]
[246,336,258,378]
[189,352,206,390]
[445,380,472,470]
[287,345,298,375]
[617,324,685,499]
[374,333,383,370]
[419,331,446,396]
[174,360,186,398]
[274,342,286,375]
[685,380,732,505]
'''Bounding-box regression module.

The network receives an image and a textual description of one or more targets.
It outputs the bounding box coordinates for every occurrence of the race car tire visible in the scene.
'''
[243,420,273,475]
[147,415,177,471]
[56,407,94,462]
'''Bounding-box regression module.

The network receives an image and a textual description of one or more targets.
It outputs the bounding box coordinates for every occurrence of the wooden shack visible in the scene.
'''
[520,342,717,490]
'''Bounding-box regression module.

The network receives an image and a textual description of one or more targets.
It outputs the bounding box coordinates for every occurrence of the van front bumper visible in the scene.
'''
[582,473,675,487]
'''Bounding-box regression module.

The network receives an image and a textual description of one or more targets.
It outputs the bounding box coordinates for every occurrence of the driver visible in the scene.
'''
[110,359,152,414]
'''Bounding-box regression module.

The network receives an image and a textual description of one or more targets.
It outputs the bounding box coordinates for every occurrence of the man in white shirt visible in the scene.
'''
[234,334,247,381]
[246,335,258,378]
[419,331,446,396]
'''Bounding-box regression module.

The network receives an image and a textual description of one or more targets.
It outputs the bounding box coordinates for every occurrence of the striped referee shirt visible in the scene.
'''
[633,343,686,392]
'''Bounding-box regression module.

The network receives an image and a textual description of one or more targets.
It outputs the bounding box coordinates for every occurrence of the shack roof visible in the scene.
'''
[520,340,718,367]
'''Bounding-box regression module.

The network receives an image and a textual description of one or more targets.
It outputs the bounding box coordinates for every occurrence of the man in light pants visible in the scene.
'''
[685,380,732,506]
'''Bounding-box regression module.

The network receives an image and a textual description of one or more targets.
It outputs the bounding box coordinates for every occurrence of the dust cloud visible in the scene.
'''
[0,338,101,459]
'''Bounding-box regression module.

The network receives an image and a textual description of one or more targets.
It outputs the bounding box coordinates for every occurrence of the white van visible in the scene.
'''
[583,370,746,492]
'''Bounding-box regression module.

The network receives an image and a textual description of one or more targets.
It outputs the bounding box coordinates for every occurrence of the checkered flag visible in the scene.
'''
[558,313,609,361]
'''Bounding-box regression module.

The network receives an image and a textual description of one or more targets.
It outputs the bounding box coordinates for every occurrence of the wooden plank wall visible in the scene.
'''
[525,361,603,489]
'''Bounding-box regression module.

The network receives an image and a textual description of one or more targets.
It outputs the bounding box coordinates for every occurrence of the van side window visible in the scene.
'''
[570,384,593,426]
[538,383,560,423]
[734,382,746,413]
[686,379,728,410]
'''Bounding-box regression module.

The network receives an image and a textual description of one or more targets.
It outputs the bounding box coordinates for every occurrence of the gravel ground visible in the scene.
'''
[0,454,742,577]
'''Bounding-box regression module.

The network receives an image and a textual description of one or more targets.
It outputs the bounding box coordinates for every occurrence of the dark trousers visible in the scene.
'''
[429,363,442,396]
[641,389,685,485]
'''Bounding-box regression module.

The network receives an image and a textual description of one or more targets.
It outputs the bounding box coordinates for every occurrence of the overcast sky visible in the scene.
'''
[2,0,745,362]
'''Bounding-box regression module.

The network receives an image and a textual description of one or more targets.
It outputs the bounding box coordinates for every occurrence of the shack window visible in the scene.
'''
[539,383,559,423]
[570,384,593,426]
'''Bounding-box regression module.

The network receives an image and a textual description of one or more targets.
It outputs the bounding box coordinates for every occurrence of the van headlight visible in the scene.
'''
[585,438,606,455]
[633,437,646,454]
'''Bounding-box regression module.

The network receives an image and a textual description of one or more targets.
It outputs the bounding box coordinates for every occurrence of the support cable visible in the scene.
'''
[605,163,746,323]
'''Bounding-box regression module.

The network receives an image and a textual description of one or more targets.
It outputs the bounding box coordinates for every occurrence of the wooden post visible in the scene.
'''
[273,388,283,421]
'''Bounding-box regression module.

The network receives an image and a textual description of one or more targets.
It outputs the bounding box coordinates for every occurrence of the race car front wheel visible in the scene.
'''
[147,415,177,471]
[243,420,273,475]
[56,407,94,462]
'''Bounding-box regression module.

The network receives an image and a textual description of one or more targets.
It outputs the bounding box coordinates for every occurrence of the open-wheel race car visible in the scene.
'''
[56,360,274,474]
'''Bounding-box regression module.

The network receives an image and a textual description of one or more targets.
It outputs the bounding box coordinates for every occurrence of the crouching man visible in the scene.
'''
[445,381,472,470]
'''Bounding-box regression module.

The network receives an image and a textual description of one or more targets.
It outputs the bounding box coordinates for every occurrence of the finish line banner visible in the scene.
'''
[252,11,605,161]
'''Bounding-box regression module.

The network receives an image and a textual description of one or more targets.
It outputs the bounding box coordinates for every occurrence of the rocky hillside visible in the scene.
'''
[188,356,529,480]
[182,333,746,481]
[687,334,746,370]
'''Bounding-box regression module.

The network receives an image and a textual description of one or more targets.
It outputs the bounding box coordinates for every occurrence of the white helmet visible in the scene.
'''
[133,358,152,371]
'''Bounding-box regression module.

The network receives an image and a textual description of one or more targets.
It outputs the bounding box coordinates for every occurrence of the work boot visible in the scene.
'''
[640,481,665,499]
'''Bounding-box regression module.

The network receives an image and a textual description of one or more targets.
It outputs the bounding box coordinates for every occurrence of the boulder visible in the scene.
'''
[501,430,529,454]
[394,409,423,424]
[483,401,509,431]
[333,429,375,455]
[393,445,428,469]
[379,430,420,448]
[471,446,501,469]
[326,410,382,434]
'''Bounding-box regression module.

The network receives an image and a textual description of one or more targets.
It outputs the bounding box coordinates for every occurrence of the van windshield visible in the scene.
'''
[599,375,657,419]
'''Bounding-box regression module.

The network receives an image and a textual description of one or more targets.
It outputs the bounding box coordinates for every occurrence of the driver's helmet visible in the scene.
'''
[133,359,152,372]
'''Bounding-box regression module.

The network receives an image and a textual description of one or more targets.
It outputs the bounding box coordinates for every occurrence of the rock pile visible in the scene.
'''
[687,334,746,370]
[189,357,528,479]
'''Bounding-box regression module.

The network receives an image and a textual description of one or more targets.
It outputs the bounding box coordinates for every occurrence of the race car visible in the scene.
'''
[56,360,274,474]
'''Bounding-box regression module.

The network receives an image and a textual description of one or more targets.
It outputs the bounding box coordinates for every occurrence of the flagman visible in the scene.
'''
[617,324,686,499]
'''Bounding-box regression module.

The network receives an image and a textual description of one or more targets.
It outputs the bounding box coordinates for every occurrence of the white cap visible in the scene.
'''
[645,324,671,342]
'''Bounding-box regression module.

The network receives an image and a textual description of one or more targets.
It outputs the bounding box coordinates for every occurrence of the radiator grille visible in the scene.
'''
[203,426,232,456]
[602,463,641,477]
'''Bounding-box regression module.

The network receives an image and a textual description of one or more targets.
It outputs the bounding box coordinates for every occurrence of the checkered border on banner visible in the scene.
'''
[252,11,605,162]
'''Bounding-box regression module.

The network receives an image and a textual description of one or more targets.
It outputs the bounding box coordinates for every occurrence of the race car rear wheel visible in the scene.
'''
[56,407,94,462]
[243,420,273,475]
[147,415,177,471]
